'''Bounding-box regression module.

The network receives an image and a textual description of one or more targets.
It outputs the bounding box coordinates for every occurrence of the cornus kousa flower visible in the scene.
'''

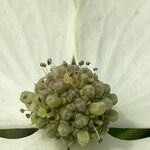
[0,0,150,150]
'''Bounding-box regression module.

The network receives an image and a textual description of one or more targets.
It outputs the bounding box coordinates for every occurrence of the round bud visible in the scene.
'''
[108,93,118,105]
[74,98,86,112]
[39,90,52,101]
[82,85,95,99]
[56,65,67,77]
[57,122,72,137]
[37,106,46,118]
[93,82,104,99]
[102,98,113,110]
[73,113,89,128]
[79,67,93,78]
[93,73,98,80]
[77,130,90,147]
[61,107,73,121]
[35,118,48,129]
[99,123,109,135]
[53,79,68,94]
[61,134,75,147]
[88,102,106,116]
[105,109,119,122]
[66,89,78,103]
[67,65,80,73]
[46,95,62,108]
[34,78,46,93]
[103,83,111,95]
[63,73,73,85]
[46,124,56,138]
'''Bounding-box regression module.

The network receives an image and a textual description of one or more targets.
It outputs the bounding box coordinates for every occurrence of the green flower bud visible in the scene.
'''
[63,73,73,85]
[53,79,68,94]
[39,89,52,101]
[82,85,95,99]
[66,103,75,111]
[37,106,46,118]
[61,134,75,147]
[61,107,73,121]
[58,122,72,137]
[74,98,86,112]
[105,109,119,122]
[46,95,62,108]
[73,113,89,128]
[46,111,56,119]
[93,73,98,80]
[108,93,118,105]
[34,78,46,93]
[77,130,90,147]
[35,118,49,129]
[55,65,67,77]
[20,91,35,104]
[46,124,56,138]
[103,83,111,95]
[66,89,78,103]
[93,81,104,99]
[102,98,113,110]
[30,112,37,124]
[99,123,109,135]
[79,67,93,78]
[88,102,106,116]
[67,65,80,73]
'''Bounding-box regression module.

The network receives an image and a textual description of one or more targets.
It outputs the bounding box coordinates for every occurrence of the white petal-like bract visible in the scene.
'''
[75,0,150,128]
[0,0,75,128]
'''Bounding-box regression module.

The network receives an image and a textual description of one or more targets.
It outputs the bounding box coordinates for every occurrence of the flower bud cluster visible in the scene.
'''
[20,60,119,150]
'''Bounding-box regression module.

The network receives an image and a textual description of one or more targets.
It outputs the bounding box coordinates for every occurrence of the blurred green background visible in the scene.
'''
[0,128,149,140]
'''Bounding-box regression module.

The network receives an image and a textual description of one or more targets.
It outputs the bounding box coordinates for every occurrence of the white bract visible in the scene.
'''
[0,0,150,149]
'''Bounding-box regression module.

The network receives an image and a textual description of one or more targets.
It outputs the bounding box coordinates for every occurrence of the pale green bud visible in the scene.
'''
[46,95,62,108]
[88,102,106,116]
[62,135,75,147]
[77,130,90,147]
[105,109,119,122]
[53,79,68,94]
[93,82,104,99]
[61,107,73,121]
[108,93,118,105]
[74,98,86,112]
[82,85,95,99]
[57,122,72,137]
[55,65,67,77]
[66,89,78,103]
[63,73,73,85]
[34,78,46,93]
[35,118,49,129]
[102,98,113,110]
[46,124,56,138]
[37,106,46,118]
[103,83,111,95]
[73,113,89,128]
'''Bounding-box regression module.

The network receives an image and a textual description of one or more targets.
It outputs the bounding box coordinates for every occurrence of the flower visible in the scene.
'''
[0,0,150,150]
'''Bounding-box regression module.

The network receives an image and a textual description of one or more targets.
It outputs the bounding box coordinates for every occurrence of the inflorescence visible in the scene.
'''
[20,59,119,150]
